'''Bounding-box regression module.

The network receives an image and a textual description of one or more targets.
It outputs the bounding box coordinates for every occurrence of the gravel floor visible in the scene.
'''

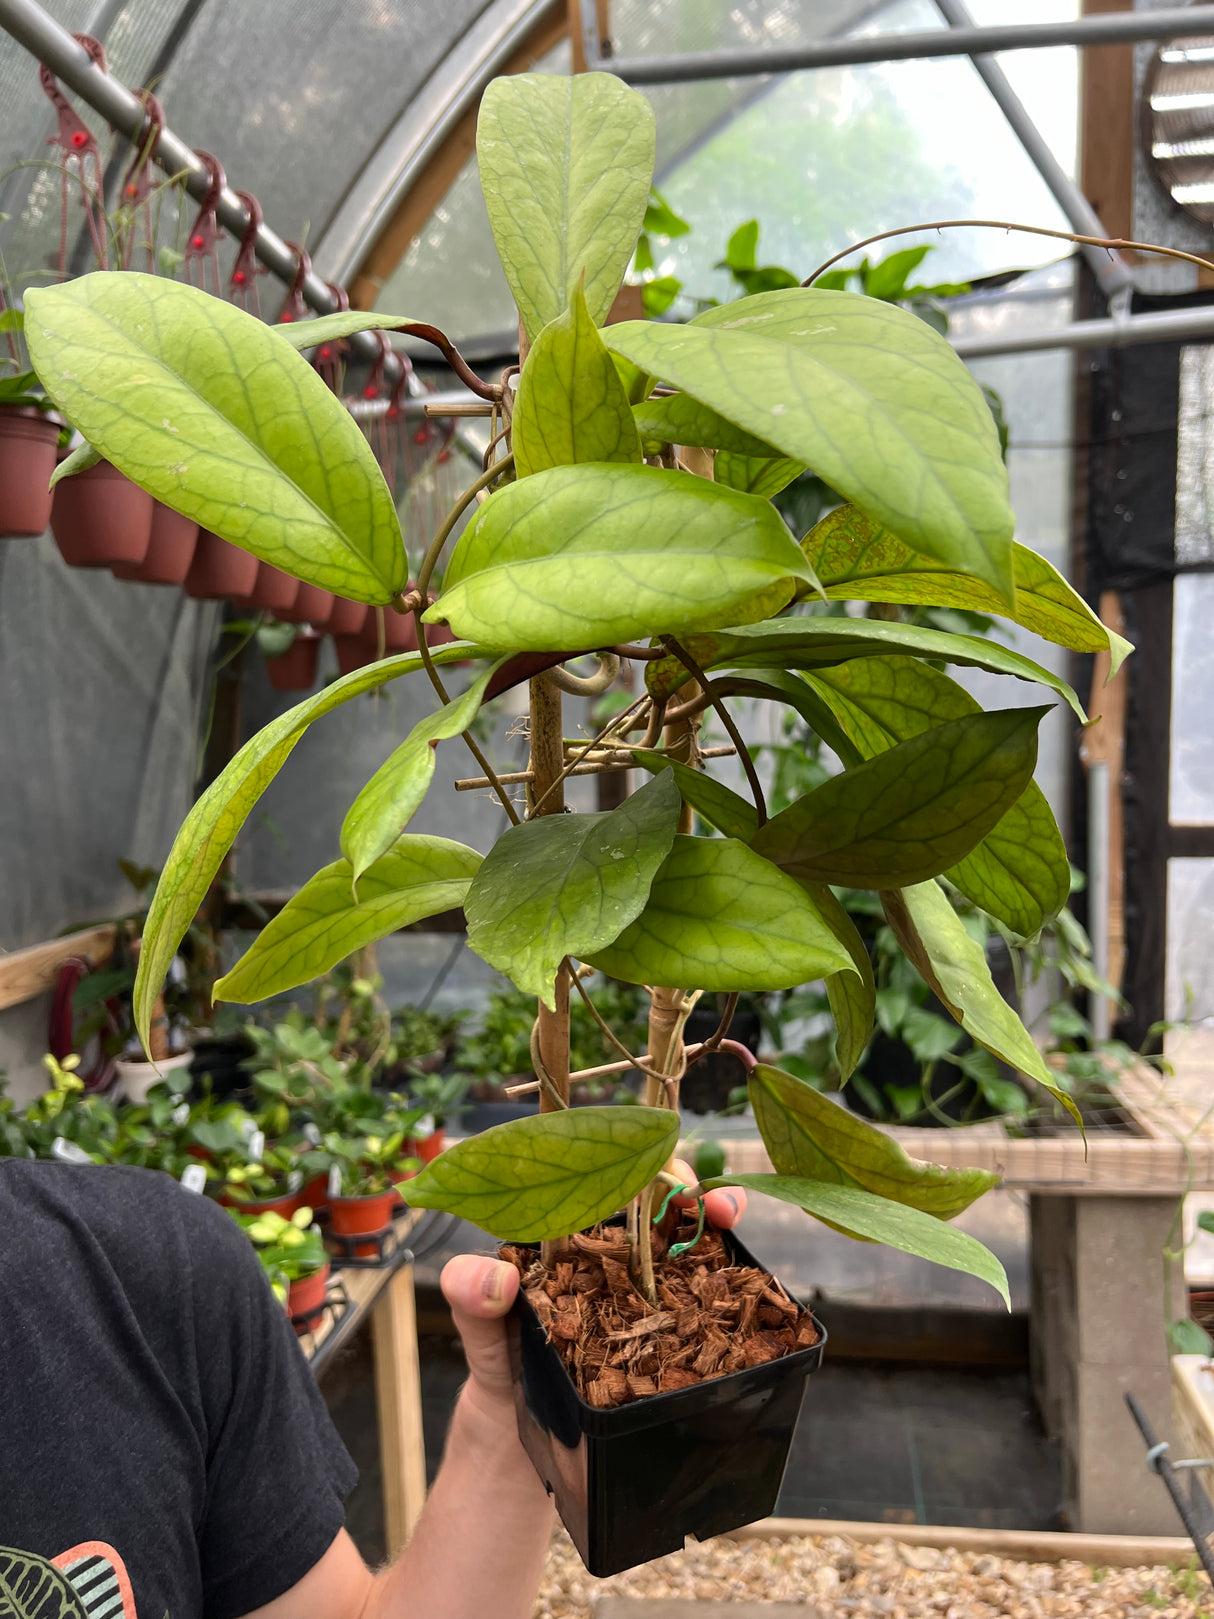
[535,1528,1214,1617]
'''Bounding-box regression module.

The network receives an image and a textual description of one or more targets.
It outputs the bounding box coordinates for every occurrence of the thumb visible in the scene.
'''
[440,1252,519,1406]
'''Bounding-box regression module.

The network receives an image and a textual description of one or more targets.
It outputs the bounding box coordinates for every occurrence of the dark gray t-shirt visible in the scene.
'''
[0,1160,356,1619]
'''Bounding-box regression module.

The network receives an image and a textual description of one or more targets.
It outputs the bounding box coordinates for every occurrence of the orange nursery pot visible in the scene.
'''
[184,531,260,600]
[112,502,198,584]
[218,1189,302,1220]
[328,1191,395,1258]
[324,597,368,636]
[51,461,153,568]
[409,1129,445,1166]
[0,406,59,537]
[279,582,334,624]
[238,562,300,614]
[288,1263,331,1334]
[300,1173,331,1213]
[266,630,320,692]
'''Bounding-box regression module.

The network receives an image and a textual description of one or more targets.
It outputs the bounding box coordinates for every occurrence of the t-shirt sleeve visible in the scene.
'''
[187,1196,358,1619]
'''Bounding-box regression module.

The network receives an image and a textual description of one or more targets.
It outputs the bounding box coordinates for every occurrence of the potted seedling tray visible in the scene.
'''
[505,1222,826,1576]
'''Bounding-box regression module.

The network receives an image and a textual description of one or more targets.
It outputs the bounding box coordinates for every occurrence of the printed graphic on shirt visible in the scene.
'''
[0,1542,137,1619]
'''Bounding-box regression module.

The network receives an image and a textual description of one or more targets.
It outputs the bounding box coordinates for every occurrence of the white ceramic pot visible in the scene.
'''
[115,1050,193,1105]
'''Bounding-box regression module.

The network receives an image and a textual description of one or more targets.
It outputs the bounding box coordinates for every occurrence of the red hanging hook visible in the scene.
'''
[183,150,226,294]
[278,241,312,323]
[229,190,267,313]
[39,34,109,274]
[313,280,350,392]
[118,90,164,271]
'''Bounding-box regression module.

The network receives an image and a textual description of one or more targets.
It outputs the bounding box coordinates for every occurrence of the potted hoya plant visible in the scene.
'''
[25,69,1129,1575]
[232,1205,330,1330]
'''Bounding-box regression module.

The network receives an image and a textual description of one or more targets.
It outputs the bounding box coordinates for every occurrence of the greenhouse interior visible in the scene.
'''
[9,0,1214,1613]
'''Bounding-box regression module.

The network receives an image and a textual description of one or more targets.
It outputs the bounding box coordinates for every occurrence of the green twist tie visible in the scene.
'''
[653,1182,689,1223]
[670,1197,706,1259]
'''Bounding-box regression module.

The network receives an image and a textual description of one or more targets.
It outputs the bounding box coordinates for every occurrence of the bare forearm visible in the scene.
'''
[367,1385,554,1619]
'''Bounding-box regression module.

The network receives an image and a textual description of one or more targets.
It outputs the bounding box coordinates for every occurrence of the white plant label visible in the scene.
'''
[248,1129,265,1163]
[180,1164,208,1195]
[51,1137,93,1165]
[327,1163,343,1200]
[303,1123,321,1145]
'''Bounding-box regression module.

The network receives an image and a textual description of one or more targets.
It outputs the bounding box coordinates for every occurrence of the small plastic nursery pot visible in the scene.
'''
[324,597,367,636]
[266,630,320,692]
[220,1189,303,1220]
[0,406,59,537]
[114,1050,193,1105]
[289,1261,330,1333]
[329,1190,396,1257]
[183,531,259,600]
[51,461,153,568]
[300,1173,330,1212]
[238,562,300,614]
[334,604,418,673]
[409,1128,445,1166]
[112,502,198,584]
[506,1226,826,1577]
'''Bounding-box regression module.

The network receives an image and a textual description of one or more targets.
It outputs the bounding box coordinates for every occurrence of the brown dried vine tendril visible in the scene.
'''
[802,218,1214,289]
[660,636,767,826]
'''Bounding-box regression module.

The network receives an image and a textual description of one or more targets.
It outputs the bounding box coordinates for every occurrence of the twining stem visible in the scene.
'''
[802,218,1214,288]
[662,635,767,826]
[530,673,573,1267]
[415,454,514,602]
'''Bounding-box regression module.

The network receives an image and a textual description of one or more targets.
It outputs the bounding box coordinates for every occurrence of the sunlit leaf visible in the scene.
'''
[513,280,642,477]
[750,1063,998,1218]
[477,72,655,339]
[882,880,1081,1126]
[605,288,1014,602]
[26,273,406,601]
[427,462,816,653]
[632,393,777,456]
[631,749,758,841]
[587,834,855,990]
[341,661,505,887]
[799,884,875,1079]
[703,1171,1009,1306]
[715,451,806,499]
[465,771,680,1007]
[132,642,481,1053]
[404,1105,679,1241]
[215,837,482,1003]
[804,504,1133,676]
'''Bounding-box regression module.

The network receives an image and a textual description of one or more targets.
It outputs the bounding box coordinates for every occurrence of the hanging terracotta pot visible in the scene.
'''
[183,531,259,600]
[266,629,320,692]
[112,502,198,584]
[51,460,153,568]
[279,582,333,624]
[238,562,300,615]
[0,406,59,538]
[324,597,367,636]
[333,604,413,674]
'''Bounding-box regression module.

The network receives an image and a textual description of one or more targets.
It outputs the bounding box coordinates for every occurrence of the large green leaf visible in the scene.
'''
[644,616,1087,722]
[215,837,481,1004]
[715,451,806,499]
[587,834,855,991]
[807,656,1070,937]
[882,880,1081,1125]
[605,288,1014,602]
[426,462,815,654]
[464,770,680,1007]
[631,393,777,456]
[25,273,406,601]
[805,504,1133,676]
[631,749,759,841]
[476,72,655,340]
[802,884,875,1079]
[341,662,505,888]
[403,1105,679,1241]
[513,280,642,477]
[751,707,1047,888]
[132,642,481,1053]
[750,1063,998,1218]
[704,1172,1008,1305]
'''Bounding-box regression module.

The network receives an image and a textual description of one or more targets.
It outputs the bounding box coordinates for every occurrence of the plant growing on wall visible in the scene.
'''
[25,66,1131,1559]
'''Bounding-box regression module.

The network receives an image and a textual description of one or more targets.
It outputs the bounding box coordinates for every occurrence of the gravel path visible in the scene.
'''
[535,1527,1213,1616]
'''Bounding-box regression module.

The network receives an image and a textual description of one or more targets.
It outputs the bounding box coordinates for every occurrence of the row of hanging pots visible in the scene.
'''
[35,457,462,692]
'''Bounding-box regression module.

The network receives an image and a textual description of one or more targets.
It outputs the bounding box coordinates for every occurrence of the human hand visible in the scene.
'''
[668,1156,748,1230]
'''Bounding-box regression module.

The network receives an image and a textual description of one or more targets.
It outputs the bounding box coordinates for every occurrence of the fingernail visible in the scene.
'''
[722,1192,739,1220]
[483,1261,508,1303]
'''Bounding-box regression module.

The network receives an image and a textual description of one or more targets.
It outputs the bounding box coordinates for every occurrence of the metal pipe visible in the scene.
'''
[932,0,1133,301]
[1125,1392,1214,1586]
[1088,760,1112,1042]
[953,300,1214,358]
[608,7,1214,85]
[0,0,392,368]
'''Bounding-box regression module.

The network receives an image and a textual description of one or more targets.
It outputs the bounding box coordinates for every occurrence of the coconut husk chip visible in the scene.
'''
[502,1218,818,1409]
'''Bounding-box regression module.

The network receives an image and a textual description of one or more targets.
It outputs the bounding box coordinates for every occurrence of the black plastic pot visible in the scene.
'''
[506,1226,826,1575]
[681,1005,762,1115]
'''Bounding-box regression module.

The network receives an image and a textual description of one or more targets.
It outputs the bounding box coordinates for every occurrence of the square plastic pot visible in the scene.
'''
[506,1226,825,1576]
